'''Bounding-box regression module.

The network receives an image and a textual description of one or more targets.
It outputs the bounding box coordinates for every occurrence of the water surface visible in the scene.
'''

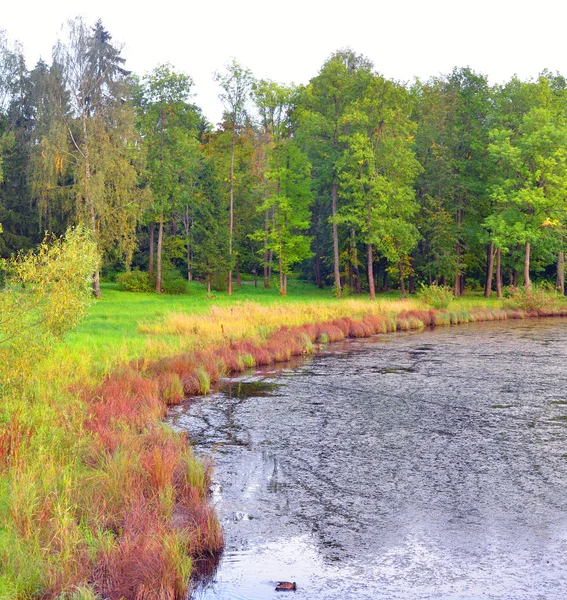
[168,319,567,599]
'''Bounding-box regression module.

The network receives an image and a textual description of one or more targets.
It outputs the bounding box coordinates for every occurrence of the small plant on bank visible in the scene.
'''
[117,269,189,294]
[161,269,189,295]
[417,283,454,309]
[504,285,559,312]
[117,269,153,292]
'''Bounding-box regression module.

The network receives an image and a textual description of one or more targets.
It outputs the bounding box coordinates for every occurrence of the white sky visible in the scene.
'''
[2,0,566,124]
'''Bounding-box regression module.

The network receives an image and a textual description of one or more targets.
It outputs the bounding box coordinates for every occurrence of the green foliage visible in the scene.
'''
[0,226,99,385]
[118,268,187,295]
[417,283,454,309]
[161,269,188,295]
[503,284,559,312]
[34,18,144,289]
[117,269,152,293]
[337,74,422,266]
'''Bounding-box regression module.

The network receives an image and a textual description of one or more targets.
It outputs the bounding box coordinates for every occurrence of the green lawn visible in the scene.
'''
[61,279,512,376]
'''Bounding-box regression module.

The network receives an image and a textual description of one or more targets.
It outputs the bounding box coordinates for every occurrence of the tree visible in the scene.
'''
[412,68,492,295]
[191,155,228,293]
[33,18,142,296]
[137,64,200,293]
[0,226,98,386]
[297,49,374,296]
[252,80,313,295]
[487,76,567,288]
[338,75,421,298]
[214,60,253,295]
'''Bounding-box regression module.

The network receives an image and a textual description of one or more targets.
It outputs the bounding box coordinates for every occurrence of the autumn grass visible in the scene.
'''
[1,279,566,599]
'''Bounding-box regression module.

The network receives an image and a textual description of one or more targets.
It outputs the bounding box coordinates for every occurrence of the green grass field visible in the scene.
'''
[65,280,506,370]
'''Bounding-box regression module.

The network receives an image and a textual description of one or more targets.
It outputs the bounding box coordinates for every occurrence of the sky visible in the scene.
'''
[2,0,566,124]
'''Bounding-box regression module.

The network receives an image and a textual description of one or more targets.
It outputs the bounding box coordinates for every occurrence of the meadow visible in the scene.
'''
[1,279,562,600]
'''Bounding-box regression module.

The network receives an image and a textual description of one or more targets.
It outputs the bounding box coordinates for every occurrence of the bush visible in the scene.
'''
[0,226,99,385]
[465,277,482,292]
[417,283,454,309]
[210,271,228,292]
[161,270,188,295]
[117,269,152,293]
[504,285,559,312]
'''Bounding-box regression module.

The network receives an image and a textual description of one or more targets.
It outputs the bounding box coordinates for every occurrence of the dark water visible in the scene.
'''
[168,319,567,599]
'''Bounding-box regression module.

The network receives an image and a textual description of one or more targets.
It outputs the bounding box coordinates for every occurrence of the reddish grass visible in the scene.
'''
[90,369,164,430]
[317,323,345,342]
[181,375,201,397]
[93,499,188,600]
[0,411,33,474]
[214,347,245,374]
[157,373,184,405]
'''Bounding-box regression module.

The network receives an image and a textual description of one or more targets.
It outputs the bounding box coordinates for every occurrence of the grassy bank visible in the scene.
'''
[0,281,563,599]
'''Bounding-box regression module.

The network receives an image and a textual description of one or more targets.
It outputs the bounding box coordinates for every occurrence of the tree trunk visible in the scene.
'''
[228,135,236,296]
[156,213,164,294]
[354,262,361,294]
[149,222,155,278]
[263,209,269,289]
[332,182,341,297]
[367,243,376,301]
[314,256,322,288]
[352,229,361,293]
[524,242,531,289]
[279,252,285,296]
[83,115,101,298]
[93,269,101,298]
[440,275,446,287]
[398,261,406,296]
[267,206,275,281]
[383,265,389,291]
[409,256,416,294]
[512,269,518,287]
[235,257,241,290]
[557,251,565,295]
[185,205,192,282]
[348,228,356,292]
[313,214,323,288]
[496,248,503,299]
[207,273,211,295]
[484,241,494,298]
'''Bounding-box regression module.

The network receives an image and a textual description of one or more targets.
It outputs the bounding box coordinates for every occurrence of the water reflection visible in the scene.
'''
[168,319,567,599]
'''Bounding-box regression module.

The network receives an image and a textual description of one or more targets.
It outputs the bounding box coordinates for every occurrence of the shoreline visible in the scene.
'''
[3,301,566,599]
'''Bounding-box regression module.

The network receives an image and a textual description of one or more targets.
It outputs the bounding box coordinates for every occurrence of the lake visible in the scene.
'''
[169,318,567,599]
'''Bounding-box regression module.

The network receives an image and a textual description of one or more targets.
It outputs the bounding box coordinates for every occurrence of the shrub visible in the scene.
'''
[0,226,99,386]
[117,269,152,293]
[161,270,188,295]
[210,271,228,292]
[465,277,482,292]
[504,285,559,313]
[417,283,454,309]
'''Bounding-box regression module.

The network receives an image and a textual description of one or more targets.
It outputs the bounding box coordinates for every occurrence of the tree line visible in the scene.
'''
[2,18,567,298]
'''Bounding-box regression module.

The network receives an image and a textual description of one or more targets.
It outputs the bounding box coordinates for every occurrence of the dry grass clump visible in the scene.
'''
[139,298,422,353]
[0,411,33,475]
[65,365,224,600]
